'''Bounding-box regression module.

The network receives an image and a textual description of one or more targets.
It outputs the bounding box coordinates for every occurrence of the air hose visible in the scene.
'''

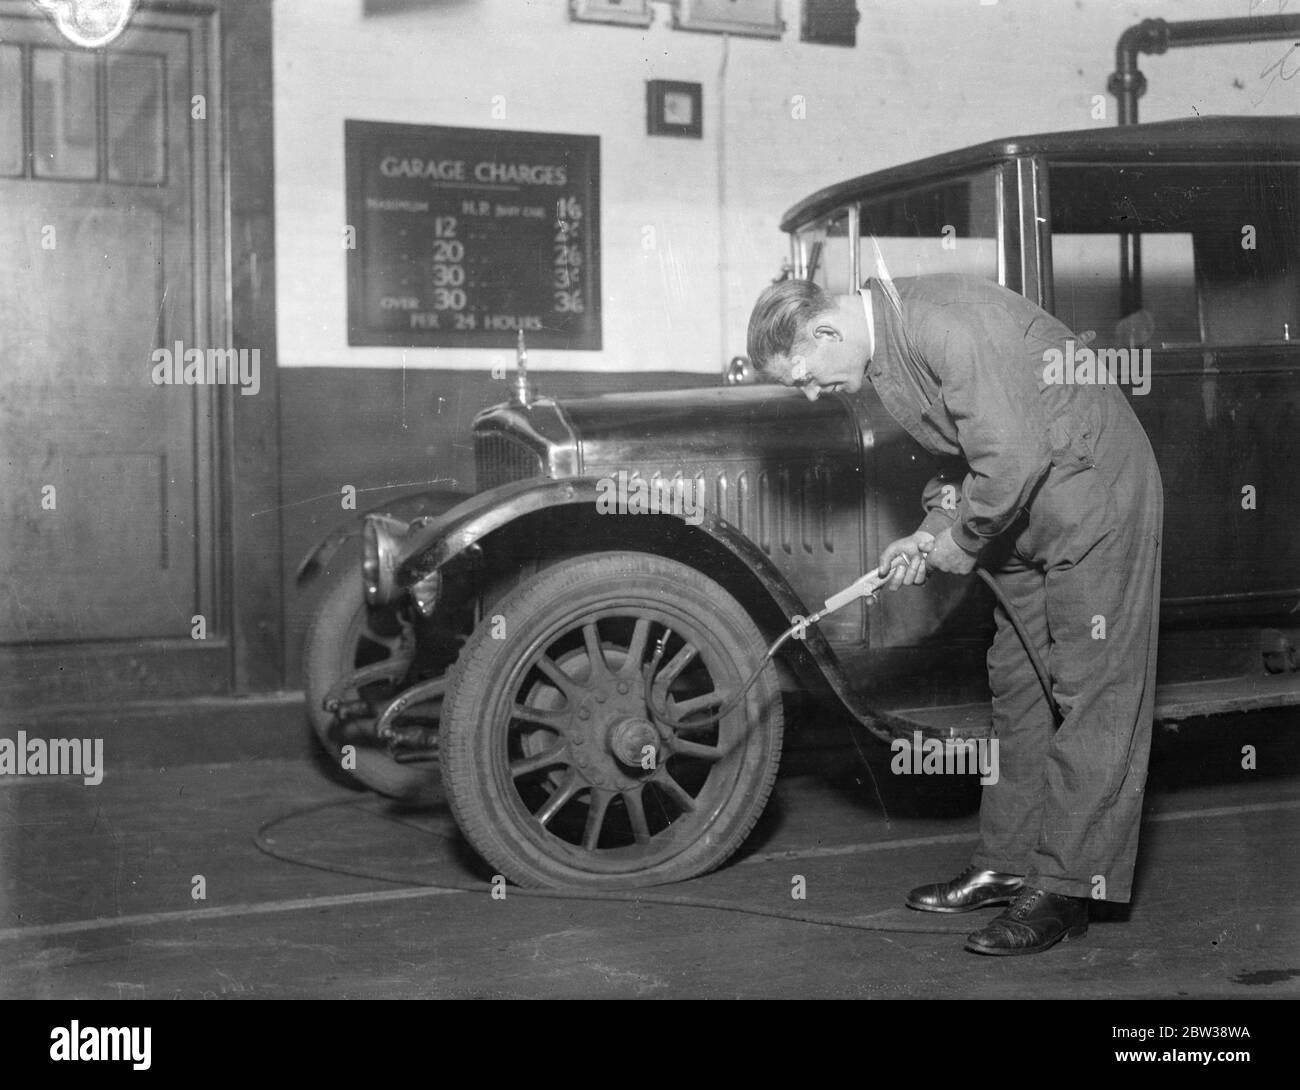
[646,560,1061,733]
[975,569,1062,727]
[252,798,971,935]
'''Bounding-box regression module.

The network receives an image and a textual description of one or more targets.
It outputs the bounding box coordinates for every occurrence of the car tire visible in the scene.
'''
[302,559,443,803]
[439,551,784,888]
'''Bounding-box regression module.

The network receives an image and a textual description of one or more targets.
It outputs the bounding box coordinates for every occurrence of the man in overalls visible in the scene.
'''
[747,272,1163,956]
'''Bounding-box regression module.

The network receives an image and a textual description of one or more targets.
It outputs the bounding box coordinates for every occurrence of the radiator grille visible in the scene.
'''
[475,433,545,490]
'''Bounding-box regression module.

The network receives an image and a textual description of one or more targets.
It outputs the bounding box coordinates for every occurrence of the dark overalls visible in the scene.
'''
[867,273,1164,902]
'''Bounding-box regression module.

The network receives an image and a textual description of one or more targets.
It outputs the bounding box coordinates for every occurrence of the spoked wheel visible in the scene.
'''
[439,552,784,888]
[303,561,445,803]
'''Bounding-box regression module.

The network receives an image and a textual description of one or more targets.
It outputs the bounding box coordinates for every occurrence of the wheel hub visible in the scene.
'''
[607,715,659,768]
[565,676,665,787]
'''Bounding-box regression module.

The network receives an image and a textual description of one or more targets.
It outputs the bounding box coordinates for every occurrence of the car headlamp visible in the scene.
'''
[361,514,411,607]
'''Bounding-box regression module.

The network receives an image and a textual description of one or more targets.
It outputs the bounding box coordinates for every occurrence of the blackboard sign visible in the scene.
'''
[345,120,601,349]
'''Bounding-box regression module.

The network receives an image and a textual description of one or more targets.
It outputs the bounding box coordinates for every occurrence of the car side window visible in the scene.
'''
[1048,161,1300,349]
[857,169,1001,284]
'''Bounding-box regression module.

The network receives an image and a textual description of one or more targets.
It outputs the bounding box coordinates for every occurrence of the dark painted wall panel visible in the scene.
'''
[280,367,718,684]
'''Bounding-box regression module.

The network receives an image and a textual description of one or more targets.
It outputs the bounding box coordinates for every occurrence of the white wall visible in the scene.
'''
[274,0,1299,374]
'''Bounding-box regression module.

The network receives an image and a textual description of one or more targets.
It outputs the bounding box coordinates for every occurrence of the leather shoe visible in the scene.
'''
[906,865,1024,913]
[964,887,1089,956]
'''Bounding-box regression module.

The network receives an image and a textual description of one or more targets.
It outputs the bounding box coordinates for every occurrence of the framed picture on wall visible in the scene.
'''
[646,80,702,138]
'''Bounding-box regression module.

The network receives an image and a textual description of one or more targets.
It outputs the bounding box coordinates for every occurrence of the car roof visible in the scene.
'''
[780,115,1300,232]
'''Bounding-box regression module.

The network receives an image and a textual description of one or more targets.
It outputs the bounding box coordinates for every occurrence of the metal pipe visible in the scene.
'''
[1106,14,1300,318]
[717,33,731,375]
[1108,14,1300,125]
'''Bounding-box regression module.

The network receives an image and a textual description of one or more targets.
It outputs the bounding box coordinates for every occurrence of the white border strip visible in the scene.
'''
[0,886,463,943]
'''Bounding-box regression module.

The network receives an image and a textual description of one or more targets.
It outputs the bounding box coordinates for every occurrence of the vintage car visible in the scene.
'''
[301,112,1300,890]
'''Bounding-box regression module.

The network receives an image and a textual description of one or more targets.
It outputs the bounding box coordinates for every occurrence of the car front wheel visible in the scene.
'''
[439,551,784,888]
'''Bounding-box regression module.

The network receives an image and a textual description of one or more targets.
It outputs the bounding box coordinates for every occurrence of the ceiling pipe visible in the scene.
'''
[1108,13,1300,125]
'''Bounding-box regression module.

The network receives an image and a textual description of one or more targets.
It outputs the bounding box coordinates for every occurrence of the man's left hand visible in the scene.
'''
[920,528,978,574]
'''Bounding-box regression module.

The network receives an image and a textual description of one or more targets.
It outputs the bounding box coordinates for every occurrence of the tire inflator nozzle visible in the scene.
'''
[807,556,908,625]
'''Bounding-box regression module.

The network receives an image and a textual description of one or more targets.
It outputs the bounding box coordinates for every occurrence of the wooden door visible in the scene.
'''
[0,6,225,693]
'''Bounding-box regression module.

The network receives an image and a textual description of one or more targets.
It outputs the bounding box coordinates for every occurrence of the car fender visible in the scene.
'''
[294,487,472,587]
[395,477,897,741]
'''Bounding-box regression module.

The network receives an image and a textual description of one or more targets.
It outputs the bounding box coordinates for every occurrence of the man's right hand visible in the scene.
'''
[878,531,936,590]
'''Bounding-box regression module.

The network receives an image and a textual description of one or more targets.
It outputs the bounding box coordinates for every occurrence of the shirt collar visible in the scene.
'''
[859,285,876,369]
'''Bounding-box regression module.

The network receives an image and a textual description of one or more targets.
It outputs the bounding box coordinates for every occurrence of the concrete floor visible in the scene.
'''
[1,708,1297,1000]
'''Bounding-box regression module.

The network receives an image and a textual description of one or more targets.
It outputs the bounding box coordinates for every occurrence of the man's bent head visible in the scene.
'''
[746,279,870,400]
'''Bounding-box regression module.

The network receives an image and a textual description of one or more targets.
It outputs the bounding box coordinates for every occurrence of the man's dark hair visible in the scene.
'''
[746,279,835,374]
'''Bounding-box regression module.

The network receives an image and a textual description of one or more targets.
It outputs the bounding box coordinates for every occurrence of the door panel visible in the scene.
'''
[1126,348,1300,608]
[0,13,213,646]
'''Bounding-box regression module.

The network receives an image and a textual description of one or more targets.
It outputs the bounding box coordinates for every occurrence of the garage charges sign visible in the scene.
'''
[346,120,601,349]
